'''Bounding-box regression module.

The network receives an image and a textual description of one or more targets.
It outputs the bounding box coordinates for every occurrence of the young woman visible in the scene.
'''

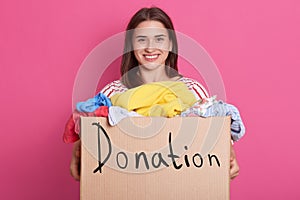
[69,7,240,181]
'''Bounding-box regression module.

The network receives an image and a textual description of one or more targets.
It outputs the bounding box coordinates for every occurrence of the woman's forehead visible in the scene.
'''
[133,27,168,37]
[133,20,168,37]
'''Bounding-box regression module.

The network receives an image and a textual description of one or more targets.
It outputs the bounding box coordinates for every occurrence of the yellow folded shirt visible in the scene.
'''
[110,81,197,117]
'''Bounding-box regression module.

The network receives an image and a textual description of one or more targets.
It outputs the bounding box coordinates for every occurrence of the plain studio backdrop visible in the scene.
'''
[0,0,299,199]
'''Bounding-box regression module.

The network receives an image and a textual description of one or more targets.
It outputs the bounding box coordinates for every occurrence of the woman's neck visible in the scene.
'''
[138,66,170,83]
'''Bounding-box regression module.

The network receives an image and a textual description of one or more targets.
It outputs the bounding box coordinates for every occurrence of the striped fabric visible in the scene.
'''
[100,77,209,100]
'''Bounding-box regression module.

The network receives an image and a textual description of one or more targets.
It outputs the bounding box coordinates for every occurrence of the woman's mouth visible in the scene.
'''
[144,54,159,62]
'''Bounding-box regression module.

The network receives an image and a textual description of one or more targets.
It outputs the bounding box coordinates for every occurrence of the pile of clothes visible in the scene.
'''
[63,81,245,143]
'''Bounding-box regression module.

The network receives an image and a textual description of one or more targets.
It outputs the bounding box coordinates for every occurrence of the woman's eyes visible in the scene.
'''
[156,37,165,42]
[137,38,146,42]
[137,37,165,43]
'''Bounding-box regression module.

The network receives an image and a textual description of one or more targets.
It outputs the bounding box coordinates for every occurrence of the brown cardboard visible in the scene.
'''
[80,116,231,200]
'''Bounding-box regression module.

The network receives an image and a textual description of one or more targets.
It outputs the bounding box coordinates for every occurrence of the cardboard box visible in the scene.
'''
[80,116,231,200]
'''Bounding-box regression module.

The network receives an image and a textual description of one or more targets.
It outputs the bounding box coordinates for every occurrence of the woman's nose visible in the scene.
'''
[145,47,155,53]
[145,39,155,51]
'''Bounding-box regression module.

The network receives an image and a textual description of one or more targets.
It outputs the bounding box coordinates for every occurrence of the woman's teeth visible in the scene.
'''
[145,54,158,59]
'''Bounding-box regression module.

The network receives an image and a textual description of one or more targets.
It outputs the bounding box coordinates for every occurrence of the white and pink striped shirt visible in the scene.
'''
[100,77,209,100]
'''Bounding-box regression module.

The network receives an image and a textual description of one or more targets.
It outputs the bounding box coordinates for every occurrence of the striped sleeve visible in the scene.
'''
[179,77,209,100]
[100,80,128,98]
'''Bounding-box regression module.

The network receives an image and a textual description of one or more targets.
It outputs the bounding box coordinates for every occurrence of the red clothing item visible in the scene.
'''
[63,115,79,143]
[63,106,109,143]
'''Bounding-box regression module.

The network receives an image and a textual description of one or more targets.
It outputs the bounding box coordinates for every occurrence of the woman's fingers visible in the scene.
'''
[230,158,240,180]
[230,143,240,180]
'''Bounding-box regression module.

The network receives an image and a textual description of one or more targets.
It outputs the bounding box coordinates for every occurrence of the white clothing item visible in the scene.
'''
[108,106,141,126]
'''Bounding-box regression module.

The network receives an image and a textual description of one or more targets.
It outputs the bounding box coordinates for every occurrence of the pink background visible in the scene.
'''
[1,0,299,199]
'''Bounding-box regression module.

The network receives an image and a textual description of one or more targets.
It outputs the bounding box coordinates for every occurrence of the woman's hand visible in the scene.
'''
[70,140,81,181]
[230,143,240,180]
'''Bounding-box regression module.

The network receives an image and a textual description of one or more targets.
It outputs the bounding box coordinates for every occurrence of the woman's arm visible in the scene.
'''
[70,139,81,181]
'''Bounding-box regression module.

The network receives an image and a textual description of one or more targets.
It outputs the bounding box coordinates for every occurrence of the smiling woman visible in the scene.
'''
[67,6,240,181]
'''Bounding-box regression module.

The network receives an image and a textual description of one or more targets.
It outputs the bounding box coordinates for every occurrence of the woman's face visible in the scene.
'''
[132,20,172,70]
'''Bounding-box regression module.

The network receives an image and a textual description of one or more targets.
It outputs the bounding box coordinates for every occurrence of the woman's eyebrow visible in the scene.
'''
[155,34,167,37]
[135,35,147,38]
[135,34,167,38]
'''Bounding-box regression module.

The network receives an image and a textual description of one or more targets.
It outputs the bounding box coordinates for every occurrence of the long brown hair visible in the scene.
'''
[121,7,180,88]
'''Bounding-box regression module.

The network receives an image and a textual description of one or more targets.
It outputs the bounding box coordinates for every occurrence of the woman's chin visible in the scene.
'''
[140,63,164,70]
